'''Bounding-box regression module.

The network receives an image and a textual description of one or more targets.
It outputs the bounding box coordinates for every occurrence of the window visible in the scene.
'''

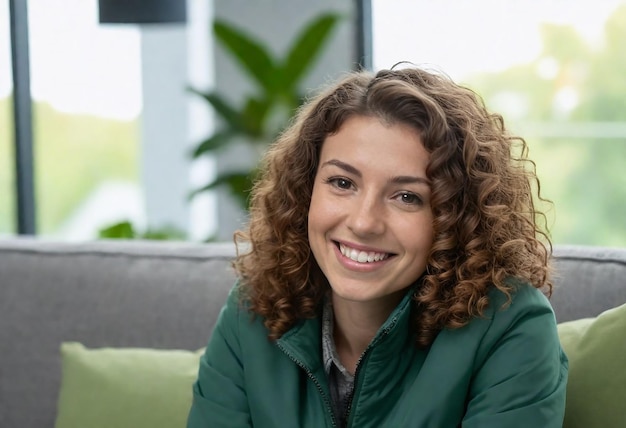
[372,0,626,246]
[28,0,141,239]
[1,0,15,235]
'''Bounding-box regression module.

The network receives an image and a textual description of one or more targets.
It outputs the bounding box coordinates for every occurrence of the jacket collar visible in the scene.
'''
[276,284,417,374]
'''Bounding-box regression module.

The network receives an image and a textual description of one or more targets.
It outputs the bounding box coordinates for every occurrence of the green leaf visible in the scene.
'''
[98,220,185,241]
[214,20,278,94]
[189,170,257,209]
[188,88,245,131]
[280,13,341,92]
[191,129,240,158]
[241,97,272,138]
[98,220,135,239]
[189,171,250,197]
[221,171,256,197]
[141,225,186,241]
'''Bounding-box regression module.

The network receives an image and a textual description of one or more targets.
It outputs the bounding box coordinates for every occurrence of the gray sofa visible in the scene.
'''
[1,238,625,427]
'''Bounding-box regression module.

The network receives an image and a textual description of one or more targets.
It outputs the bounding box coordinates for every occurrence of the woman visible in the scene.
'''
[187,66,568,427]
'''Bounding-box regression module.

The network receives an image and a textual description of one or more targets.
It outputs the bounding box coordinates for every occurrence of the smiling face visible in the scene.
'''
[308,115,434,310]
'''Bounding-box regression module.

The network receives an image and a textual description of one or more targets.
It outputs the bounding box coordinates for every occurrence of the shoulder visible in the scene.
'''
[215,282,244,323]
[212,282,262,341]
[432,279,563,374]
[459,280,568,426]
[484,279,555,330]
[437,280,558,355]
[472,278,564,368]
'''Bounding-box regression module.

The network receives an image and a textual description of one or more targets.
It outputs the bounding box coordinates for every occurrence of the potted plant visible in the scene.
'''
[188,12,341,208]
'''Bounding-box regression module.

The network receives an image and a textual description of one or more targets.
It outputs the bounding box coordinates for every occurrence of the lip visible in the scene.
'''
[332,240,395,272]
[334,239,392,254]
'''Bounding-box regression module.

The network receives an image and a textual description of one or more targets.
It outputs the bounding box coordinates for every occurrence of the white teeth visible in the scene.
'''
[339,243,389,263]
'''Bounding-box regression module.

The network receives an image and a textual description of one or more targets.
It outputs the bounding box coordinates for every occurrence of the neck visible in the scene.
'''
[331,290,405,373]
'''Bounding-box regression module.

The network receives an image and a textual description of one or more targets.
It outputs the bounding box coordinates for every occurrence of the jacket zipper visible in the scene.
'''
[276,342,338,428]
[344,318,398,427]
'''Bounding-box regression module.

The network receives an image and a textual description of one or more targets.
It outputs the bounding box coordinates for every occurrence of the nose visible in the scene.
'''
[346,193,386,237]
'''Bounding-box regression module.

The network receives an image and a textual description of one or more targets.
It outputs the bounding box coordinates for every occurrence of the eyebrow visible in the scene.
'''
[321,159,430,186]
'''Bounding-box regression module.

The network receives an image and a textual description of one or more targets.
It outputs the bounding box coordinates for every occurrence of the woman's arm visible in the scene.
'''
[462,286,568,427]
[187,287,252,428]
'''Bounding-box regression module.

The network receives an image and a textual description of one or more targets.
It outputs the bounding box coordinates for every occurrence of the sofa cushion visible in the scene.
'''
[54,342,203,428]
[558,303,626,428]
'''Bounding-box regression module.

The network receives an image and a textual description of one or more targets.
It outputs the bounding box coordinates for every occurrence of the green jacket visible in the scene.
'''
[188,282,567,427]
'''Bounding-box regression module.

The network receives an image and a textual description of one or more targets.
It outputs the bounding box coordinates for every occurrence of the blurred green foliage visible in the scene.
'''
[0,96,15,234]
[0,98,138,235]
[188,13,341,208]
[1,6,625,246]
[98,220,186,240]
[466,4,626,246]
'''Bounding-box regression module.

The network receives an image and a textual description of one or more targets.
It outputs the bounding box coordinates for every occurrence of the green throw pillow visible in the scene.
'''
[55,342,203,428]
[558,302,626,428]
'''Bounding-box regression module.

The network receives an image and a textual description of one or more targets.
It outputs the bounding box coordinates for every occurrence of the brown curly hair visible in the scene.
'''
[234,66,552,347]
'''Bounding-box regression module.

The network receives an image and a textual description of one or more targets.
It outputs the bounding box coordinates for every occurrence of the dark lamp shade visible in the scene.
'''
[98,0,187,24]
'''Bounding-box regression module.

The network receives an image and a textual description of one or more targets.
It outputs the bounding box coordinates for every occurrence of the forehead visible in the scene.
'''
[320,116,429,174]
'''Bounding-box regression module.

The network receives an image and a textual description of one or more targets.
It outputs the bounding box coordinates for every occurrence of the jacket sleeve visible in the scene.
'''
[462,286,568,428]
[187,286,252,428]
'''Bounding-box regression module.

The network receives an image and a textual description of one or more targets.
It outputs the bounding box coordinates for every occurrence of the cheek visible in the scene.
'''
[401,215,435,251]
[307,189,334,260]
[308,186,327,235]
[308,184,337,226]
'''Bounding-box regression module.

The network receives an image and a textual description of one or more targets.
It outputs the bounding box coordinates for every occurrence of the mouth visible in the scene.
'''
[336,241,393,263]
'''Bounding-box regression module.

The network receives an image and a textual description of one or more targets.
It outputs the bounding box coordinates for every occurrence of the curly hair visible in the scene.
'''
[234,66,553,347]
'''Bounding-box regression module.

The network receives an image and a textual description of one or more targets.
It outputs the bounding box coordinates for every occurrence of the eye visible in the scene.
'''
[326,177,354,190]
[396,192,422,206]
